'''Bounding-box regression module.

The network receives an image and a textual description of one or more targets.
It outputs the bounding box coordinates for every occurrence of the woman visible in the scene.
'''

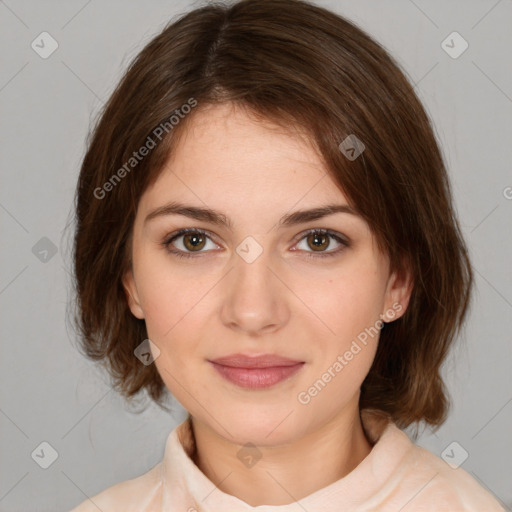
[69,0,504,510]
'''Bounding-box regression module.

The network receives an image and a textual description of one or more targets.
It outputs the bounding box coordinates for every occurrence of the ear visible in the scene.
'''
[122,268,145,319]
[381,262,414,323]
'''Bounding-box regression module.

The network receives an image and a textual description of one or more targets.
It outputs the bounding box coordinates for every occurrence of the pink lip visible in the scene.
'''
[209,354,305,389]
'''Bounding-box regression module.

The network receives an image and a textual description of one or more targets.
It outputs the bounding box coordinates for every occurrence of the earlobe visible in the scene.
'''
[122,269,145,319]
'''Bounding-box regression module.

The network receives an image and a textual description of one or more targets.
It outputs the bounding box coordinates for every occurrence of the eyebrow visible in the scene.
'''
[144,201,360,229]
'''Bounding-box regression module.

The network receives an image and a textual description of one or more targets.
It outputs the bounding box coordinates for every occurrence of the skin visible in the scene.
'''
[122,102,413,506]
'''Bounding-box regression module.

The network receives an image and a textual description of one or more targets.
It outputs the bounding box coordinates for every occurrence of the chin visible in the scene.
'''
[210,402,310,447]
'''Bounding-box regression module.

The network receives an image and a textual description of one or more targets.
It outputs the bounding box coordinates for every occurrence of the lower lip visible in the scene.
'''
[209,362,304,389]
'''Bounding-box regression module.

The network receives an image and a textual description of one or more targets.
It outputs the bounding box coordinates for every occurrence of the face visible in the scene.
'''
[123,102,412,446]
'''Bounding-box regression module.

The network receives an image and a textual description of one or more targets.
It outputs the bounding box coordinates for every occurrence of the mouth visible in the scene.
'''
[208,353,305,389]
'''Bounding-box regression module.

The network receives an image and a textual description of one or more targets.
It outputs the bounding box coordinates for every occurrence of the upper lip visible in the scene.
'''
[209,354,304,368]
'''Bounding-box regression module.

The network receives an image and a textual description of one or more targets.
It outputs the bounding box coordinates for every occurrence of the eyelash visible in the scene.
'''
[161,228,349,260]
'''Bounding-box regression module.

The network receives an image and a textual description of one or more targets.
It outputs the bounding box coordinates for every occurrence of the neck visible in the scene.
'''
[189,403,373,507]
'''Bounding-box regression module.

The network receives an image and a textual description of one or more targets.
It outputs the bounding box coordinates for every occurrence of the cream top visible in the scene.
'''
[70,409,504,511]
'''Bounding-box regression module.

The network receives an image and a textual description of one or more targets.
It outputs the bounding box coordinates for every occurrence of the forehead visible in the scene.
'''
[140,103,350,211]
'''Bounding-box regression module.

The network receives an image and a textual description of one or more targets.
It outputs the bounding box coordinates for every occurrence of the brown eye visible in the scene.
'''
[306,232,330,252]
[163,228,348,261]
[182,232,206,251]
[294,229,348,259]
[163,228,218,259]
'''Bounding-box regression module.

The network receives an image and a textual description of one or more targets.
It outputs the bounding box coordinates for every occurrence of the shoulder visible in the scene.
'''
[360,411,504,511]
[398,442,505,511]
[69,462,163,512]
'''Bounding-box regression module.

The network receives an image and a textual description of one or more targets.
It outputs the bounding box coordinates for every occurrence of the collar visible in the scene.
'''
[161,409,412,511]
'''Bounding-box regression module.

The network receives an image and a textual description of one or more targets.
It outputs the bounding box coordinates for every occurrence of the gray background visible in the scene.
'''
[0,0,511,510]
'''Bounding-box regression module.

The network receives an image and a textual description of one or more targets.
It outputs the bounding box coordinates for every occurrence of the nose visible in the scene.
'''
[219,244,290,337]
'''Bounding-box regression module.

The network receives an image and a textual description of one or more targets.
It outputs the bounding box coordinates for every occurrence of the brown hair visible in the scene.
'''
[69,0,473,430]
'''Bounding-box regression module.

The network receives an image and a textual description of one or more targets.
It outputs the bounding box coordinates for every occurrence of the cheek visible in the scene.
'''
[134,260,211,382]
[296,260,385,402]
[134,253,203,336]
[306,261,386,343]
[137,267,207,402]
[298,272,383,411]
